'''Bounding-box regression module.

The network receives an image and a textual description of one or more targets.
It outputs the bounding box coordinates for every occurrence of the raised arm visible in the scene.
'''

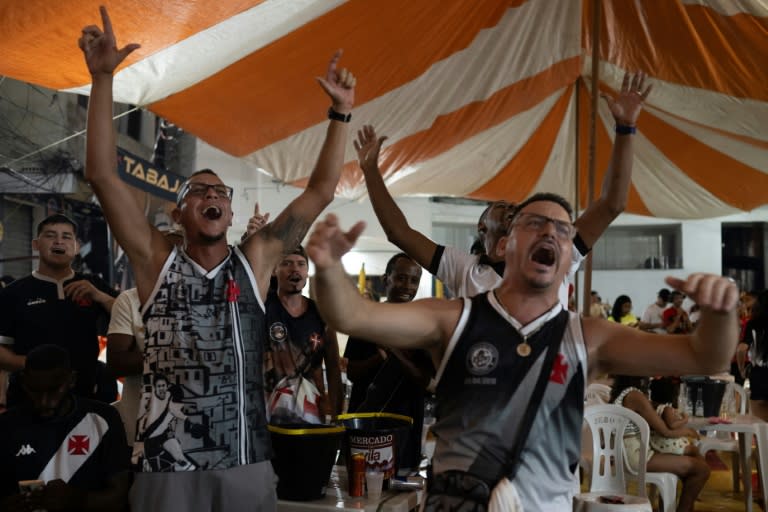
[307,214,458,363]
[588,273,738,377]
[80,7,170,298]
[574,72,652,249]
[356,125,438,269]
[243,51,355,295]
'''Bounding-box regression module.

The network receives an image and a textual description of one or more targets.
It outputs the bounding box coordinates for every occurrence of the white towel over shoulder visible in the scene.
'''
[489,478,523,512]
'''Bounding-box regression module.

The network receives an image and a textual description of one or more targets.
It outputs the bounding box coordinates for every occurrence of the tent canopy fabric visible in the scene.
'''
[1,0,766,218]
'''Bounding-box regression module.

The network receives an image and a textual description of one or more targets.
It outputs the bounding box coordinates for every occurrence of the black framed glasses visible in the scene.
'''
[177,182,234,204]
[511,212,576,241]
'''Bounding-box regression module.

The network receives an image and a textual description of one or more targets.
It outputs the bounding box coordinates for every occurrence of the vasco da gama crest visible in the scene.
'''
[269,322,288,344]
[466,342,499,376]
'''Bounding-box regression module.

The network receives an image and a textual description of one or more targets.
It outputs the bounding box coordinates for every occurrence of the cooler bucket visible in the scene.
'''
[338,412,413,487]
[681,376,728,417]
[268,423,345,501]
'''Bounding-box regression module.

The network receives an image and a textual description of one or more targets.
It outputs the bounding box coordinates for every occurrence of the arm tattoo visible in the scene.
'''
[263,213,310,254]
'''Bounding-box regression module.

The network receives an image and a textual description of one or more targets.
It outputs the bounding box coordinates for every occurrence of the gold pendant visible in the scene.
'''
[517,342,531,357]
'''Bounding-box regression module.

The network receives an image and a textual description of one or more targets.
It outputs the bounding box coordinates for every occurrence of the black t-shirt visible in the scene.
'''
[0,396,129,500]
[343,337,380,413]
[0,272,117,400]
[264,291,328,393]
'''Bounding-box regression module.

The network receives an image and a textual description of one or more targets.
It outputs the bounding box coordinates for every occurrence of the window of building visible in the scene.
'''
[432,222,478,254]
[591,224,682,270]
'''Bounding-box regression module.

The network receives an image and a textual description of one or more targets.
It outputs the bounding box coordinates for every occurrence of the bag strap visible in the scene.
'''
[504,310,569,480]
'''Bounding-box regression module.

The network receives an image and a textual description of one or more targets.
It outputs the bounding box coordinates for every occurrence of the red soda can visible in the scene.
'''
[349,452,366,497]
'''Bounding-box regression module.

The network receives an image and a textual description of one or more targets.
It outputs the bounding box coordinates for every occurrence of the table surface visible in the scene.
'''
[688,413,765,431]
[277,466,422,512]
[687,413,766,512]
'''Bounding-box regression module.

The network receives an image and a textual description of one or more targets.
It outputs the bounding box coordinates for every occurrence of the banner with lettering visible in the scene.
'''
[116,148,184,203]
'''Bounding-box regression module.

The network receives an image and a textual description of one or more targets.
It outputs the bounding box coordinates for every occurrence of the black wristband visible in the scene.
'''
[328,107,351,123]
[615,124,636,135]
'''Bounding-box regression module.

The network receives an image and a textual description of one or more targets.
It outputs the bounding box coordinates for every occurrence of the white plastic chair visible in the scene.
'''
[697,382,748,491]
[578,404,679,512]
[580,384,613,481]
[575,404,652,511]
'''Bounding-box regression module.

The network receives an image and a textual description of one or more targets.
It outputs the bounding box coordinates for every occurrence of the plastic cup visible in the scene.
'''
[366,471,384,501]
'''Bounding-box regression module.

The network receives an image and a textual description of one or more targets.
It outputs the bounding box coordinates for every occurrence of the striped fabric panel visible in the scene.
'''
[0,0,765,218]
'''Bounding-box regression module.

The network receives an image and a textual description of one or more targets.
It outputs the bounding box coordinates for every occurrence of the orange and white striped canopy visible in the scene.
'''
[2,0,766,218]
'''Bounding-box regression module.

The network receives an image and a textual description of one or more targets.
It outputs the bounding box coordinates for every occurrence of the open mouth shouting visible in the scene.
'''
[51,247,67,255]
[530,241,558,269]
[202,205,223,220]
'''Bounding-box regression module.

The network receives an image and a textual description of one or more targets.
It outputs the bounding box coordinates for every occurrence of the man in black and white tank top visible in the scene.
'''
[308,193,739,511]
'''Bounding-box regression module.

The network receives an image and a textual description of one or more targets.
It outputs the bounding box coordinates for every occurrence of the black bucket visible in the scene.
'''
[681,376,728,417]
[338,412,413,488]
[268,423,345,501]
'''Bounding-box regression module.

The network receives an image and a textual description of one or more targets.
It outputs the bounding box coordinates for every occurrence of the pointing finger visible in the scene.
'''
[100,5,113,36]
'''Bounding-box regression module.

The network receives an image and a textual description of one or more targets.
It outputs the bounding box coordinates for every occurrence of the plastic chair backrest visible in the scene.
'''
[586,383,612,406]
[732,382,747,414]
[584,404,648,498]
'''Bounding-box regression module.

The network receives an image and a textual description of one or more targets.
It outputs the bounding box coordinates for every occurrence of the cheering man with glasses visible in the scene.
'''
[79,7,356,510]
[306,195,739,511]
[510,212,577,241]
[355,70,651,305]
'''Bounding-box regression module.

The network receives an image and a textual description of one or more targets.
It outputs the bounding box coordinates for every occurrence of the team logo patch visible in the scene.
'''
[68,435,90,455]
[269,322,287,343]
[466,342,499,376]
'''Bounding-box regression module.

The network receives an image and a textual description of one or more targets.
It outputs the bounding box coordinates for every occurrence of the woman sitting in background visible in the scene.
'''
[611,375,710,512]
[608,295,640,327]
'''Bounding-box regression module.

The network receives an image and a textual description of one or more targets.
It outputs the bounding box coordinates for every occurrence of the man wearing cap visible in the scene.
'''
[264,246,342,424]
[641,288,672,333]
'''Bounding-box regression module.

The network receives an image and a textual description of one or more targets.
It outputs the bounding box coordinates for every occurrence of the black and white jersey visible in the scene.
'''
[0,397,129,498]
[432,292,587,510]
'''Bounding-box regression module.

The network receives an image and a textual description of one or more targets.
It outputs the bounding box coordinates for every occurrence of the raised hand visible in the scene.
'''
[602,71,652,126]
[78,6,140,76]
[665,273,739,313]
[246,202,270,236]
[354,125,388,173]
[316,50,355,112]
[306,214,365,271]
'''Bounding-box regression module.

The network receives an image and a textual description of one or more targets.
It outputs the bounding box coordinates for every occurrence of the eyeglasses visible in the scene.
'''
[511,212,576,241]
[177,182,234,203]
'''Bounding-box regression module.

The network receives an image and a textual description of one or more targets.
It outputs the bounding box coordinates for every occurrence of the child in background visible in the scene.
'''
[611,375,709,512]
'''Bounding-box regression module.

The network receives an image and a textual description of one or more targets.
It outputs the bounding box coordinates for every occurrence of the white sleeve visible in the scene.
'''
[108,289,140,336]
[436,246,478,297]
[568,245,585,277]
